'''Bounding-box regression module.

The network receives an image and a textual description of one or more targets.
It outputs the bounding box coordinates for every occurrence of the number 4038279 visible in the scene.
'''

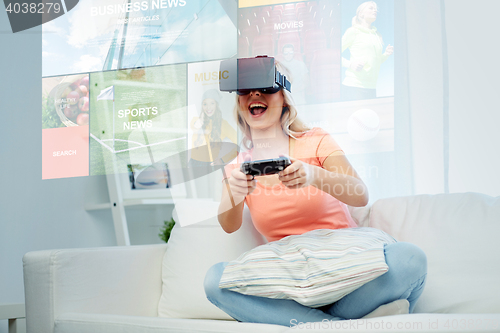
[5,2,61,14]
[444,319,499,329]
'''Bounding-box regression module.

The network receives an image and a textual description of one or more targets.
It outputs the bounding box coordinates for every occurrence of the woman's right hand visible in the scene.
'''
[219,167,255,233]
[227,168,257,202]
[193,112,204,129]
[350,59,365,72]
[384,44,394,56]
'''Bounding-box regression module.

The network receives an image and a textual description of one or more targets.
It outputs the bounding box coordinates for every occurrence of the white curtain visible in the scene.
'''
[444,0,500,197]
[406,0,500,197]
[405,0,446,195]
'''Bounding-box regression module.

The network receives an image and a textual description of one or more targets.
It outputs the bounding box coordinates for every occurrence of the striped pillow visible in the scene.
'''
[219,227,396,308]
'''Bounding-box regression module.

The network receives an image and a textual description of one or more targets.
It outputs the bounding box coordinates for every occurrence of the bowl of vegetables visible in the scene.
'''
[52,74,90,127]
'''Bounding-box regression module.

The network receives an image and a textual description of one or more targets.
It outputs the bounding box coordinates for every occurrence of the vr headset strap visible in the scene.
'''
[276,71,291,93]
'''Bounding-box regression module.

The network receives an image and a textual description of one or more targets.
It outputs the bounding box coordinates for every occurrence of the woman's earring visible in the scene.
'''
[282,105,289,113]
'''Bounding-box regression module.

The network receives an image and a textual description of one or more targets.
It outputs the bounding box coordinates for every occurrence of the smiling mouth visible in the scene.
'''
[249,102,268,116]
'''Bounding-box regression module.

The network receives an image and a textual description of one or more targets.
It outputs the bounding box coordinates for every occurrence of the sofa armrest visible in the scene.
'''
[23,244,167,333]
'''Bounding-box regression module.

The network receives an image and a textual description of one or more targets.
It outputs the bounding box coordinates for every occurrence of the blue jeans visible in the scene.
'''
[204,242,427,327]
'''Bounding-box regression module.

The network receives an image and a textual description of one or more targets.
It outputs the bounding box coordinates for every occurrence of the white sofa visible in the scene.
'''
[23,193,500,333]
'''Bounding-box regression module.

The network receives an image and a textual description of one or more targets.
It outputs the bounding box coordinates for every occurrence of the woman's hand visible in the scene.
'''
[227,167,257,201]
[219,167,254,234]
[278,156,317,189]
[384,44,394,56]
[277,154,369,206]
[193,112,204,129]
[349,59,365,72]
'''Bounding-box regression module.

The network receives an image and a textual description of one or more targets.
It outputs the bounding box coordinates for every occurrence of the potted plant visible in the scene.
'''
[159,218,176,243]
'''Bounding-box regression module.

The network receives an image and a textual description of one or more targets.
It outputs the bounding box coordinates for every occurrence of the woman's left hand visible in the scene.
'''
[384,44,394,56]
[278,156,317,189]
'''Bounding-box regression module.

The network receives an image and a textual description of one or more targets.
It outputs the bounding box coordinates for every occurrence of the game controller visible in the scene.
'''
[240,157,291,176]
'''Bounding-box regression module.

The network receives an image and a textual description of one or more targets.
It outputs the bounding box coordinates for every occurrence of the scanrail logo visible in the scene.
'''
[4,0,79,33]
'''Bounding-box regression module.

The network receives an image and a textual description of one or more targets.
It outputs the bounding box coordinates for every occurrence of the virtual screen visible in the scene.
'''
[238,0,341,105]
[42,0,237,76]
[42,74,90,179]
[41,0,394,180]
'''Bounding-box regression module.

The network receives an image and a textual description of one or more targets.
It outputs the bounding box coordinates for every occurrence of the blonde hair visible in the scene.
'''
[352,1,375,26]
[234,61,310,149]
[351,1,383,45]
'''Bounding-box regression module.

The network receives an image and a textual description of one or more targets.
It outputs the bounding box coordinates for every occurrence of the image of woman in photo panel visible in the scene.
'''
[204,57,426,327]
[189,89,237,174]
[342,1,394,101]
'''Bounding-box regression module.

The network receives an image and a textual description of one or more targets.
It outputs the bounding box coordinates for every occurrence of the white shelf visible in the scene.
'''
[0,303,25,320]
[0,303,25,333]
[85,198,175,211]
[85,202,113,211]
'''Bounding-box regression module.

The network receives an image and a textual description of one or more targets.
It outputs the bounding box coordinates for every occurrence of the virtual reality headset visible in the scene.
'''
[219,56,291,95]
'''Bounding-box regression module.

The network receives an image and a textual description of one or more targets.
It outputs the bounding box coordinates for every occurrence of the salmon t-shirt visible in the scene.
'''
[223,128,358,242]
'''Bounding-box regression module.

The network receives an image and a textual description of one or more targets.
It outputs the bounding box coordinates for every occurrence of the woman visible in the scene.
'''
[204,62,426,327]
[342,1,394,101]
[189,89,237,169]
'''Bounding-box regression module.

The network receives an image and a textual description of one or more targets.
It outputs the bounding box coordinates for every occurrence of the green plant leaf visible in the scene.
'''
[159,217,176,243]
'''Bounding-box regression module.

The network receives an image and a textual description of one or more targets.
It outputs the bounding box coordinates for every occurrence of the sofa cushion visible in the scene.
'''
[219,227,396,308]
[158,201,266,320]
[55,313,288,333]
[369,193,500,314]
[54,312,500,333]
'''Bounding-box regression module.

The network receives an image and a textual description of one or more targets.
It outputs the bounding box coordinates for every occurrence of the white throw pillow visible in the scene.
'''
[157,201,266,319]
[369,193,500,313]
[219,227,396,308]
